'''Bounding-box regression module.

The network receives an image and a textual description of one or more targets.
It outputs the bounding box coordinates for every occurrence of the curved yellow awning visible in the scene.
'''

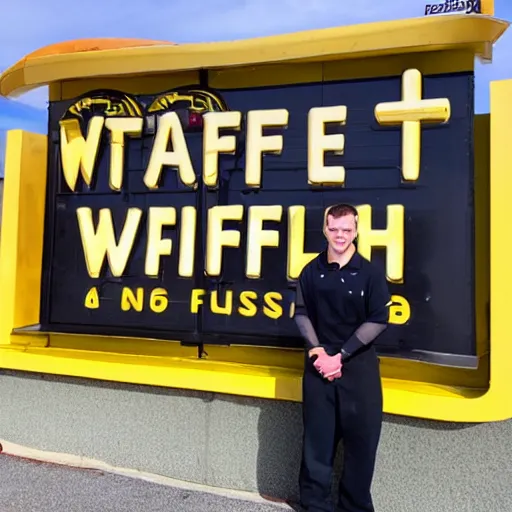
[0,14,508,98]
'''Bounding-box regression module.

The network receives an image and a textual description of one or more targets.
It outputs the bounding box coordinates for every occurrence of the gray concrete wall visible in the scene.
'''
[1,369,511,512]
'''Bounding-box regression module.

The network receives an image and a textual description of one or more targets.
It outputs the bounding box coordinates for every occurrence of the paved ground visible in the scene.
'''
[0,455,296,512]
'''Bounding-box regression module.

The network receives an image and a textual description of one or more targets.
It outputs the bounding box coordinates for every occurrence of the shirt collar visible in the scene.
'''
[317,247,362,271]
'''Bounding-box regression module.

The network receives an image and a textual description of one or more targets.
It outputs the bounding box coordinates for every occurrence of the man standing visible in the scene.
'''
[294,203,391,512]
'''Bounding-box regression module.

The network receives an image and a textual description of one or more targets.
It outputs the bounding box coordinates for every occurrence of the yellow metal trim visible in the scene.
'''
[0,344,486,410]
[0,15,507,98]
[209,50,475,90]
[55,50,475,102]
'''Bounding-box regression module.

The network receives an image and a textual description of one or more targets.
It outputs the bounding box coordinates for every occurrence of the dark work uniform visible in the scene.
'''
[295,250,391,512]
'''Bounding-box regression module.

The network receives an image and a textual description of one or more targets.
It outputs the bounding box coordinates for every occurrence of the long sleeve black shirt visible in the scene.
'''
[294,249,391,358]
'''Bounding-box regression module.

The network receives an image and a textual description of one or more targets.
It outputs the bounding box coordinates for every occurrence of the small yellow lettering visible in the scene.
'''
[84,287,99,309]
[121,287,144,312]
[60,116,103,191]
[203,111,242,188]
[389,295,411,325]
[211,290,233,315]
[263,292,283,319]
[205,205,243,276]
[238,291,258,317]
[104,117,143,191]
[246,205,283,279]
[149,288,168,313]
[144,111,197,189]
[245,109,289,188]
[308,105,347,186]
[77,207,142,278]
[191,289,206,313]
[145,207,176,277]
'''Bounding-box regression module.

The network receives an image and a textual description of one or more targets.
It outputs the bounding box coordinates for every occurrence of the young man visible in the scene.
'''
[294,203,391,512]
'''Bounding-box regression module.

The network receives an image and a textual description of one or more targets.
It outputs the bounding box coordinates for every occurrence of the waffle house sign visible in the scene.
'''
[3,8,512,422]
[35,62,475,367]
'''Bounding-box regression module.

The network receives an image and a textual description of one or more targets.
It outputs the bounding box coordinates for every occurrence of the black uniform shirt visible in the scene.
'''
[295,249,391,349]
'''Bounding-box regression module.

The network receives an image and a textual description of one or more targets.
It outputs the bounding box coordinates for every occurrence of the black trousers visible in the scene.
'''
[299,346,383,512]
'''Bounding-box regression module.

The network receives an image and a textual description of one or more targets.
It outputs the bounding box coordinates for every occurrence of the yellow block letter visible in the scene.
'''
[287,206,317,280]
[308,106,347,186]
[145,207,176,277]
[77,207,142,278]
[389,295,411,325]
[205,205,243,276]
[203,111,241,188]
[121,287,144,312]
[245,109,289,188]
[144,111,196,189]
[263,292,283,319]
[211,290,233,315]
[150,288,169,313]
[246,205,283,279]
[104,117,143,191]
[374,69,450,182]
[84,287,99,309]
[60,116,104,191]
[178,206,197,278]
[191,289,206,313]
[356,205,405,283]
[238,291,258,317]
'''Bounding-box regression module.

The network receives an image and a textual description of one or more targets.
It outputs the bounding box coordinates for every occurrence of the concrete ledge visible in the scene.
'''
[0,440,292,509]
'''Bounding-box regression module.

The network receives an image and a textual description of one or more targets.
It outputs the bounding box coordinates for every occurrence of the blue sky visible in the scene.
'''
[1,0,511,174]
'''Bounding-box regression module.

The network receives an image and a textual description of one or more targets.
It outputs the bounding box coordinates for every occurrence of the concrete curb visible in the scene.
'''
[0,439,293,509]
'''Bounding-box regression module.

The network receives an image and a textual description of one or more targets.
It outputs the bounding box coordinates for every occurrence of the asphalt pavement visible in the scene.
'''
[0,455,296,512]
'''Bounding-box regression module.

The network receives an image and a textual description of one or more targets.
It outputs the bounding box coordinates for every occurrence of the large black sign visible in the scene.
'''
[38,70,477,367]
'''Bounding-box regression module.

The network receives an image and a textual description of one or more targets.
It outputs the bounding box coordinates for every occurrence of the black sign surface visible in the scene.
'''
[39,71,476,366]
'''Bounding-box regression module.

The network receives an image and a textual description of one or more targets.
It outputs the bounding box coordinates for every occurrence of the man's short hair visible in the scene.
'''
[325,203,358,225]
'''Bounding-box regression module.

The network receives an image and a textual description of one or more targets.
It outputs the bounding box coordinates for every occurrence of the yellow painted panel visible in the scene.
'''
[474,114,490,358]
[0,130,48,347]
[209,51,475,90]
[48,333,198,358]
[208,63,323,89]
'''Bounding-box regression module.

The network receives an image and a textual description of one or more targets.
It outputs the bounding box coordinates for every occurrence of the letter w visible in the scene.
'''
[77,207,142,278]
[60,117,104,191]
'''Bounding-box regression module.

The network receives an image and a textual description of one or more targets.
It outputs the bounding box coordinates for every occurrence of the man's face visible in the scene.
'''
[324,214,357,255]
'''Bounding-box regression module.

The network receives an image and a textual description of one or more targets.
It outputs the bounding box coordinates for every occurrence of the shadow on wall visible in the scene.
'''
[254,396,479,506]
